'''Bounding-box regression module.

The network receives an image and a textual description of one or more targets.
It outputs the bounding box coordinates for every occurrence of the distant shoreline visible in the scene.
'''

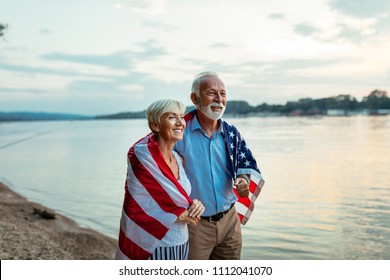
[1,111,390,123]
[0,181,117,260]
[1,90,390,121]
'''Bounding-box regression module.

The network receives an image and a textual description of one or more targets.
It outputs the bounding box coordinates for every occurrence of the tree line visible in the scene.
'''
[0,23,7,37]
[95,90,389,119]
[224,90,390,116]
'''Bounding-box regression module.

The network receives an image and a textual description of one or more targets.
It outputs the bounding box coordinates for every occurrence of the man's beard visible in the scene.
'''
[198,101,226,120]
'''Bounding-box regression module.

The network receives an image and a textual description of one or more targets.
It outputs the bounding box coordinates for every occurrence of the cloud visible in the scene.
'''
[39,29,54,35]
[41,52,133,70]
[330,0,390,18]
[40,39,167,70]
[294,23,320,36]
[0,61,84,77]
[269,13,284,19]
[112,0,167,14]
[143,20,177,31]
[209,43,230,48]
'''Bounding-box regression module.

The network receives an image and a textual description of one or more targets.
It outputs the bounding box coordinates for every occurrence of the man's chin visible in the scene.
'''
[206,111,224,120]
[198,105,225,120]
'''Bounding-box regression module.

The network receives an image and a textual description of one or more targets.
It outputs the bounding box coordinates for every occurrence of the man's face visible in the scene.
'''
[196,76,227,120]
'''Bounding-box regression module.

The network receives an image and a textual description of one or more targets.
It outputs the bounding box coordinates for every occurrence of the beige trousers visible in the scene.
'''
[188,206,242,260]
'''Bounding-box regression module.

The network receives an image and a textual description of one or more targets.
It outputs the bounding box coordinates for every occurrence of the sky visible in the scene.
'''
[1,0,390,115]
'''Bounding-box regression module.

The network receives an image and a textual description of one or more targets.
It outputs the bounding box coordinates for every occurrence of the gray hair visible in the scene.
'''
[191,71,221,95]
[146,99,186,133]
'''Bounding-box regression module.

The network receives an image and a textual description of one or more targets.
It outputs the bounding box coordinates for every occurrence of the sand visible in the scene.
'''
[0,182,117,260]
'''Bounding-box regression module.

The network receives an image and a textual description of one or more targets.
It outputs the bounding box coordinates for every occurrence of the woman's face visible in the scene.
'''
[156,111,186,143]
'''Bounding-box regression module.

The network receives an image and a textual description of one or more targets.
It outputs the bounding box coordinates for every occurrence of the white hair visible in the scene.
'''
[146,99,186,132]
[191,71,221,95]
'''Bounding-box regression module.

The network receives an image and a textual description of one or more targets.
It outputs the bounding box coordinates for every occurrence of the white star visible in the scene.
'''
[230,155,234,161]
[244,160,251,167]
[229,131,235,138]
[230,143,234,150]
[239,152,246,159]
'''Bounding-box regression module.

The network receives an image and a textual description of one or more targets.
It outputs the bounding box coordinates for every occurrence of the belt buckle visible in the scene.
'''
[205,204,234,222]
[212,212,223,222]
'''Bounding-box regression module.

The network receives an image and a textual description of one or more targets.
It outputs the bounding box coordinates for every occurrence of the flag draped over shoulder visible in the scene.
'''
[221,120,265,225]
[116,134,192,260]
[185,110,265,225]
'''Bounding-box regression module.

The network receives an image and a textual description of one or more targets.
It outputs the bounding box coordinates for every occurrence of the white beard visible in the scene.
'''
[199,102,226,120]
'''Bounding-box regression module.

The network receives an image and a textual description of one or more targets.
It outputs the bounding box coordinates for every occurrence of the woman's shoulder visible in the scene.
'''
[172,150,184,165]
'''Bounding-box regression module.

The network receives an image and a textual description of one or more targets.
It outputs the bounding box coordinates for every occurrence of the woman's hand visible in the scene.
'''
[187,199,205,220]
[177,210,199,225]
[176,200,205,225]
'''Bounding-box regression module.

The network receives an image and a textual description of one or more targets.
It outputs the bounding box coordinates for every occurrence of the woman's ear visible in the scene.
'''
[150,122,160,132]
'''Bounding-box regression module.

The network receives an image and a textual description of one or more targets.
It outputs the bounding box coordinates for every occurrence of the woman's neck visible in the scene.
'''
[157,138,175,162]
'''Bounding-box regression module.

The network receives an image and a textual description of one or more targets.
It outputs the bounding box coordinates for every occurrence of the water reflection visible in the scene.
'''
[1,116,389,259]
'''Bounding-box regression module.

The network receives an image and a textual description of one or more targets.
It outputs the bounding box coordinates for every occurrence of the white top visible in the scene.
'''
[159,150,192,246]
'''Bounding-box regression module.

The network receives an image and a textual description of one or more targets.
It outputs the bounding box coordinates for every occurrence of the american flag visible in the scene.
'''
[186,110,265,225]
[116,134,192,260]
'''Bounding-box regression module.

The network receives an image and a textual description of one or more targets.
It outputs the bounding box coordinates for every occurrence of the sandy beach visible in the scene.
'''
[0,181,117,260]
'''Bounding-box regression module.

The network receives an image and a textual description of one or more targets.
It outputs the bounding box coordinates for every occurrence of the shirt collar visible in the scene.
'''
[190,112,225,135]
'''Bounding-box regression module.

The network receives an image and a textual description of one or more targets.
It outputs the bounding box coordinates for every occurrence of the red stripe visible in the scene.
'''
[148,136,192,205]
[252,181,263,197]
[249,180,258,194]
[129,150,186,217]
[118,228,151,260]
[122,184,169,240]
[234,189,251,208]
[184,110,196,122]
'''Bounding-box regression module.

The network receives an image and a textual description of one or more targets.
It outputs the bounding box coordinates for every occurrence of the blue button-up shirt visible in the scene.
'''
[174,115,237,216]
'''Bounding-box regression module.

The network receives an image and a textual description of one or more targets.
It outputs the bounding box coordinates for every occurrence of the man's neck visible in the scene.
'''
[196,110,220,137]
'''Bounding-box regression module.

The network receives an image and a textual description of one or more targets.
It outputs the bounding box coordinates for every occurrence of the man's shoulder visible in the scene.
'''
[221,119,241,134]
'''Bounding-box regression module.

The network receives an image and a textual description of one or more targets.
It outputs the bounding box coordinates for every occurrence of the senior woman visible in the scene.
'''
[116,99,205,260]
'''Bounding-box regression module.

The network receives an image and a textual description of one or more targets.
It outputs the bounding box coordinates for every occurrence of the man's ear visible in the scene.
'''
[190,92,200,106]
[150,122,160,132]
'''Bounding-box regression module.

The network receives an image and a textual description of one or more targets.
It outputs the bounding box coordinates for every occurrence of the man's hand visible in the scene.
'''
[234,176,250,197]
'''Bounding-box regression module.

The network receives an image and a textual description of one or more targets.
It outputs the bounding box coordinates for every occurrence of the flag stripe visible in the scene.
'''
[135,142,191,208]
[127,159,180,228]
[130,149,184,216]
[117,228,152,260]
[123,186,169,239]
[116,134,192,260]
[148,140,192,203]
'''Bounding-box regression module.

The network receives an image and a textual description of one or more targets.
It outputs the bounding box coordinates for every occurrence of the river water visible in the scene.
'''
[0,116,389,259]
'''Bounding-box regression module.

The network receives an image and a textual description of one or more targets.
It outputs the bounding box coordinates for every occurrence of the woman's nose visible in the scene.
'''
[176,117,185,126]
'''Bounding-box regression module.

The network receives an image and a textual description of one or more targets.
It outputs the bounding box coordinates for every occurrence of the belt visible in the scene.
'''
[201,203,235,222]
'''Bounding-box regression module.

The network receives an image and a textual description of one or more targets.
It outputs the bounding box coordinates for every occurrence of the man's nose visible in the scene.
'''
[214,92,223,102]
